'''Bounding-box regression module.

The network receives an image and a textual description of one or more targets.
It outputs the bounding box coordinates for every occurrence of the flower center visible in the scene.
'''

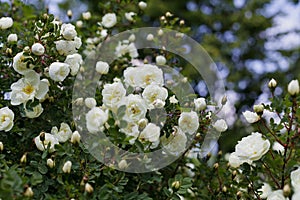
[22,85,34,95]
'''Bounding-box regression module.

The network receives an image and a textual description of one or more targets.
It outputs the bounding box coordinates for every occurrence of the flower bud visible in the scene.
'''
[222,186,227,193]
[31,43,45,56]
[179,20,185,25]
[7,33,18,43]
[253,104,264,115]
[213,163,219,169]
[82,12,91,20]
[288,79,299,96]
[20,153,27,164]
[128,34,135,42]
[194,98,206,111]
[155,55,166,65]
[47,158,55,168]
[71,131,81,144]
[85,183,94,193]
[212,119,228,132]
[138,118,148,130]
[76,20,83,28]
[67,10,73,18]
[6,48,12,55]
[62,160,72,173]
[158,29,164,36]
[165,12,173,17]
[146,34,154,41]
[268,78,277,89]
[138,1,147,10]
[283,184,291,196]
[95,61,109,75]
[0,141,3,151]
[236,191,242,199]
[24,187,34,197]
[118,159,128,170]
[221,95,227,105]
[84,97,97,108]
[171,181,180,190]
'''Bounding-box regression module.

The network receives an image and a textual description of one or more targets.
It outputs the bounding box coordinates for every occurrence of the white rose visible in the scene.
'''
[155,55,166,65]
[242,111,260,123]
[194,98,206,111]
[161,126,187,155]
[142,84,168,108]
[51,123,72,143]
[31,43,45,56]
[115,41,138,58]
[10,70,49,105]
[55,37,82,56]
[125,12,136,22]
[272,141,284,155]
[64,53,83,76]
[34,132,59,152]
[267,190,285,200]
[212,119,228,132]
[85,97,97,108]
[0,107,14,132]
[102,82,126,109]
[257,183,272,199]
[82,12,91,20]
[121,94,147,122]
[62,160,72,173]
[179,111,199,135]
[292,191,300,200]
[101,13,117,28]
[123,67,140,87]
[120,122,139,144]
[7,33,17,43]
[169,95,178,104]
[138,1,147,9]
[70,131,81,144]
[96,61,109,74]
[61,23,77,40]
[291,167,300,191]
[24,103,43,118]
[139,123,160,144]
[13,52,34,75]
[100,29,108,38]
[0,17,13,29]
[49,62,70,82]
[228,152,243,168]
[86,107,108,133]
[230,132,270,167]
[137,64,164,88]
[288,80,299,96]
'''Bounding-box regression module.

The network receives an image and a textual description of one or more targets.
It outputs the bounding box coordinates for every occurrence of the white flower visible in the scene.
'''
[61,23,77,40]
[242,111,260,123]
[161,126,187,155]
[138,64,164,88]
[120,122,139,144]
[55,37,82,56]
[272,141,284,155]
[169,95,178,104]
[291,167,300,191]
[212,119,228,132]
[47,158,55,168]
[153,99,165,108]
[194,98,206,111]
[62,160,72,173]
[118,159,128,170]
[267,190,285,200]
[34,132,59,152]
[0,17,13,29]
[24,103,43,118]
[96,61,109,74]
[82,11,91,20]
[229,132,270,168]
[138,1,147,9]
[178,111,199,135]
[139,123,160,144]
[7,34,17,43]
[24,187,34,197]
[86,107,108,133]
[85,183,94,193]
[115,41,138,58]
[128,34,135,42]
[64,53,83,76]
[49,62,70,82]
[268,78,277,88]
[85,97,97,108]
[100,29,108,38]
[156,55,166,65]
[76,20,83,28]
[257,183,272,199]
[125,12,135,21]
[71,131,81,144]
[0,107,14,132]
[10,70,49,105]
[146,34,154,41]
[31,43,45,56]
[288,80,299,96]
[142,84,168,109]
[102,82,126,109]
[51,123,72,143]
[121,94,147,122]
[101,13,117,28]
[12,52,34,75]
[0,141,3,151]
[292,191,300,200]
[158,29,164,36]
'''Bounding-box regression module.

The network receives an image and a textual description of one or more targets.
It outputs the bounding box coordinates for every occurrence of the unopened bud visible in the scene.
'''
[165,12,173,17]
[20,153,27,163]
[0,141,3,151]
[118,159,128,170]
[213,163,219,169]
[24,187,34,197]
[67,10,73,18]
[222,186,227,193]
[6,48,12,55]
[85,183,94,193]
[71,131,81,144]
[283,184,291,196]
[39,132,45,142]
[171,181,180,190]
[268,78,277,89]
[253,104,264,115]
[179,20,185,25]
[237,191,242,199]
[47,158,55,168]
[221,95,227,105]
